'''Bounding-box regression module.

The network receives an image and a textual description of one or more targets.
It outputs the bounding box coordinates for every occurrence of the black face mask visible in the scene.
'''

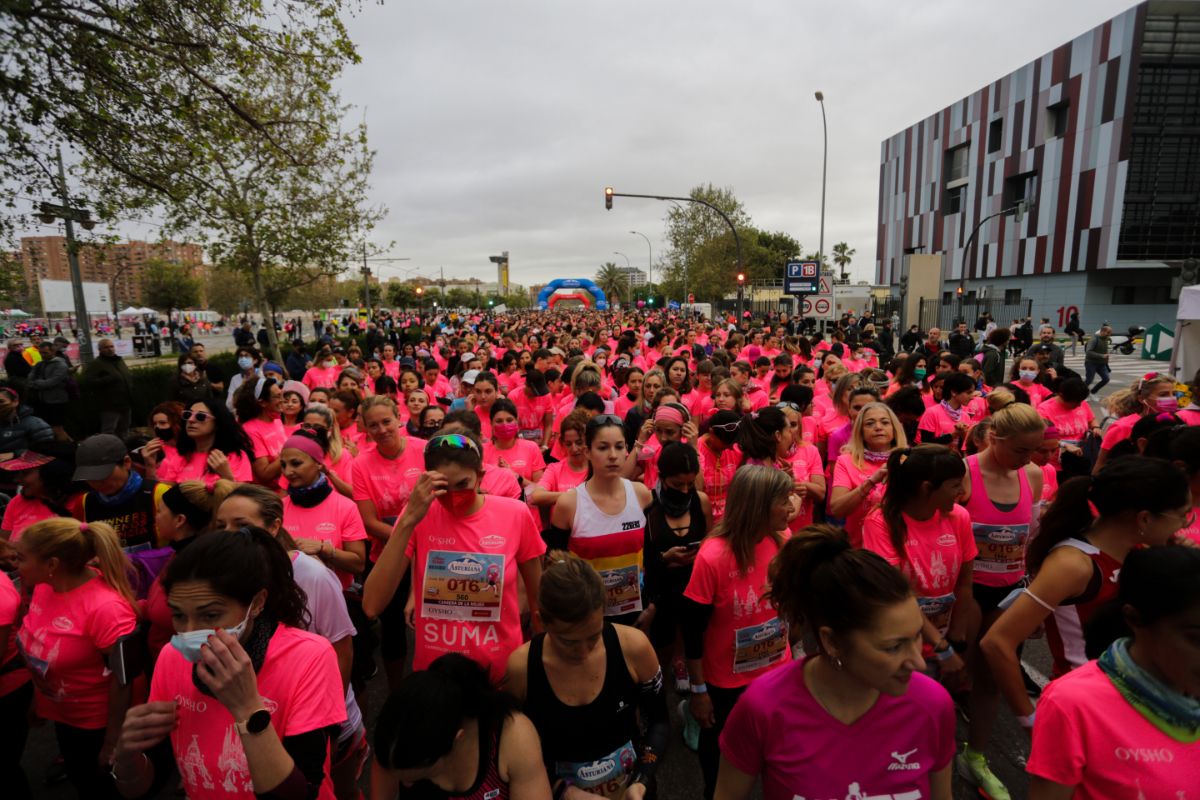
[656,482,692,518]
[418,425,442,439]
[154,427,174,441]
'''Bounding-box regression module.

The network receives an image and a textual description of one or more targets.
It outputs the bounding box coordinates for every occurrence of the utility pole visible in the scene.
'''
[39,148,96,365]
[361,243,372,310]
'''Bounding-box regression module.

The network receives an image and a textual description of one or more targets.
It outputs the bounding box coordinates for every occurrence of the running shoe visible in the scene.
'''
[677,699,700,752]
[956,746,1011,800]
[673,661,690,693]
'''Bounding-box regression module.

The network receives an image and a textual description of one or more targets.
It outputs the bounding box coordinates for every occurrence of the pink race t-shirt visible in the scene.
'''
[302,364,340,390]
[242,417,286,466]
[17,576,137,727]
[720,657,955,800]
[784,444,824,531]
[1,493,55,541]
[832,453,886,547]
[483,438,546,482]
[1100,413,1140,451]
[149,625,347,800]
[282,491,368,588]
[0,572,30,697]
[405,495,546,682]
[351,440,426,561]
[862,505,978,639]
[1027,660,1200,798]
[157,449,253,484]
[917,403,967,443]
[697,441,740,521]
[1038,397,1095,445]
[683,534,791,689]
[537,460,588,494]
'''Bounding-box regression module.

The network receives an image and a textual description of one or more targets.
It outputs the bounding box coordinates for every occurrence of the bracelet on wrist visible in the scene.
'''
[935,646,956,662]
[110,752,149,784]
[690,682,708,694]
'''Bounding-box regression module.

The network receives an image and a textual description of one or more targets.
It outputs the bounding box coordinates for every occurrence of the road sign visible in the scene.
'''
[785,261,820,294]
[802,296,833,317]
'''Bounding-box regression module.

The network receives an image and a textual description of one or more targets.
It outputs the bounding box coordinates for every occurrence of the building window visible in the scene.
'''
[1046,100,1069,139]
[988,119,1003,154]
[1003,171,1038,209]
[1112,285,1172,305]
[941,291,953,305]
[944,185,966,215]
[1004,289,1022,305]
[945,144,971,184]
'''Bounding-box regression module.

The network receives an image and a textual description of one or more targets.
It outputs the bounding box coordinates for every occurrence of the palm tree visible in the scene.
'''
[594,262,626,307]
[832,242,856,282]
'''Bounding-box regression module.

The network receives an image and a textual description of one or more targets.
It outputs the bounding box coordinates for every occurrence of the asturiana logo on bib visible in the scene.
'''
[577,759,616,783]
[447,557,484,576]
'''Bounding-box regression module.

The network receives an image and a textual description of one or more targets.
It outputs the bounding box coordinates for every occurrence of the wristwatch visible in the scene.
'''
[235,708,272,736]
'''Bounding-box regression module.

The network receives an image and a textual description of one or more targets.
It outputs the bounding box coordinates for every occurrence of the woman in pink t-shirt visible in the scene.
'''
[717,526,954,800]
[682,465,794,799]
[1036,376,1100,449]
[280,430,368,589]
[0,570,32,796]
[111,526,347,800]
[1027,547,1200,799]
[916,371,977,448]
[362,432,546,682]
[234,377,287,489]
[982,458,1190,740]
[1094,373,1176,474]
[279,380,308,435]
[299,403,355,498]
[0,450,69,547]
[150,400,254,484]
[1010,357,1052,407]
[864,445,974,684]
[529,410,590,512]
[17,518,137,797]
[829,402,908,546]
[613,365,644,420]
[696,411,742,522]
[484,398,546,486]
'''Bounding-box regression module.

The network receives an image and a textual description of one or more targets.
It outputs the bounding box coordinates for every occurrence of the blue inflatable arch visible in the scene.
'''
[537,278,609,310]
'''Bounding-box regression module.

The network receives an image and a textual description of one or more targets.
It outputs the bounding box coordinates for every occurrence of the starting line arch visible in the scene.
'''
[536,278,609,310]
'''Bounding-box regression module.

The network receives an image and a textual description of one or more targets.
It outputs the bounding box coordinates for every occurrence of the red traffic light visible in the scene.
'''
[956,286,963,296]
[736,272,745,284]
[604,187,614,210]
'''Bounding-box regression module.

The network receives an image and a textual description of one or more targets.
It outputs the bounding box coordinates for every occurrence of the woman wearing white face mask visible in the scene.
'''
[111,527,347,800]
[224,346,262,410]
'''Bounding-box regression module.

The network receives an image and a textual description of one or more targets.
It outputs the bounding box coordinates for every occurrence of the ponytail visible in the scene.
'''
[21,518,135,609]
[879,446,965,564]
[1030,458,1191,573]
[768,525,910,649]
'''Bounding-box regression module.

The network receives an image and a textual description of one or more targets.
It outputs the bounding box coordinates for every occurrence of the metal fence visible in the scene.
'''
[918,297,1033,333]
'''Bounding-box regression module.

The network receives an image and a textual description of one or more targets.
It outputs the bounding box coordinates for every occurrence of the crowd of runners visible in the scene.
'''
[0,307,1196,800]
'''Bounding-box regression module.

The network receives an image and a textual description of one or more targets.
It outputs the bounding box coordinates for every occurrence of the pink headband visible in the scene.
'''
[1043,425,1060,439]
[282,434,324,462]
[654,405,686,426]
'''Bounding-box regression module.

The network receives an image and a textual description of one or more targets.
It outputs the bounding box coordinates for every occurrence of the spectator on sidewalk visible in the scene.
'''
[83,338,134,438]
[25,340,71,441]
[3,340,31,384]
[0,385,54,455]
[1085,325,1113,395]
[948,322,976,360]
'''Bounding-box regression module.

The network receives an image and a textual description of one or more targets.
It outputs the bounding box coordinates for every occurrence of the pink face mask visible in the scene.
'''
[493,422,519,440]
[438,488,478,516]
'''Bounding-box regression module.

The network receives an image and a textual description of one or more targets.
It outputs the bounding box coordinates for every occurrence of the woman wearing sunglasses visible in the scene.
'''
[697,410,741,523]
[980,458,1190,736]
[362,432,545,682]
[550,415,653,628]
[152,400,253,484]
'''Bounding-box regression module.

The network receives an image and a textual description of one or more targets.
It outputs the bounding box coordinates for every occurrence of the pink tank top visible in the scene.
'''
[963,454,1033,588]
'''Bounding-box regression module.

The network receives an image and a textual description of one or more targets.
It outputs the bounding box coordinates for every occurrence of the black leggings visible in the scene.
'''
[362,561,410,664]
[698,684,745,800]
[0,682,33,800]
[55,722,117,799]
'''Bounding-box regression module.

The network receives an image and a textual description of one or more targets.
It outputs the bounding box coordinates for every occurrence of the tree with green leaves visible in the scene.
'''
[594,262,627,308]
[658,184,755,303]
[141,259,200,321]
[832,242,857,281]
[0,1,361,239]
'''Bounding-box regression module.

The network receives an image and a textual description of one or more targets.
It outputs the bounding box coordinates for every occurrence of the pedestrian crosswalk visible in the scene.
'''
[1060,349,1157,391]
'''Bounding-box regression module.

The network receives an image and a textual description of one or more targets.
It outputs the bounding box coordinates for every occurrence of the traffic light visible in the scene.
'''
[956,285,963,296]
[488,298,494,307]
[604,187,613,210]
[416,286,423,295]
[648,297,655,306]
[737,273,745,285]
[1182,258,1200,286]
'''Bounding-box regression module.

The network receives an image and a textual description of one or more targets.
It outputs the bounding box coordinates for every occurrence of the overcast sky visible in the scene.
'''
[27,0,1139,291]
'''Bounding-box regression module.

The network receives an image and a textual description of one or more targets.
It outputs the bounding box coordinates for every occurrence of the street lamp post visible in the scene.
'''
[604,189,741,316]
[815,91,828,287]
[959,201,1028,324]
[614,251,633,309]
[630,230,652,299]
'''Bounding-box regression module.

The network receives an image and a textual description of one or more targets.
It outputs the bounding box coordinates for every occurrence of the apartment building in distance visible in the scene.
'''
[19,236,204,307]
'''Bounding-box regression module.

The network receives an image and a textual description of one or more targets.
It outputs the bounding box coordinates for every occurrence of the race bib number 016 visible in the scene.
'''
[422,551,504,622]
[972,523,1029,576]
[590,552,643,617]
[733,617,788,674]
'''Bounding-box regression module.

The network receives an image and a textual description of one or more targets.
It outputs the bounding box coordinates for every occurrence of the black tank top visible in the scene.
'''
[644,492,706,598]
[525,624,641,795]
[396,722,508,800]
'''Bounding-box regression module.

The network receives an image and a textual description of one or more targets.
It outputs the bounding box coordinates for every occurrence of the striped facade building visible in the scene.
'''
[876,1,1199,332]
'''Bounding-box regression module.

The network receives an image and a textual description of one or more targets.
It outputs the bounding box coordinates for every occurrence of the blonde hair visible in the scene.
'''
[360,393,399,419]
[1106,374,1175,418]
[847,402,908,468]
[990,397,1046,438]
[173,478,237,531]
[985,387,1017,415]
[713,465,791,574]
[822,360,848,383]
[22,519,136,608]
[303,402,344,464]
[570,361,602,395]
